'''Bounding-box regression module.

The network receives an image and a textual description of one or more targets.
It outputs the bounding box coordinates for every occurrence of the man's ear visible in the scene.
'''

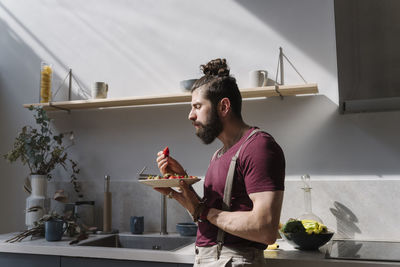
[218,98,231,117]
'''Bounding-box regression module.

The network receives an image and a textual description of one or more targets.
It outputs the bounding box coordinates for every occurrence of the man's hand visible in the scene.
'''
[156,151,186,176]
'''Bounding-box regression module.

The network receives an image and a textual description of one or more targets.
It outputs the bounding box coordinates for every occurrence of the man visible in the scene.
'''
[155,59,285,266]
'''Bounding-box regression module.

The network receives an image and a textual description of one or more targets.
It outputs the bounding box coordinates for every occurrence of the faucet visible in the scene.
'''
[137,167,169,235]
[160,195,168,235]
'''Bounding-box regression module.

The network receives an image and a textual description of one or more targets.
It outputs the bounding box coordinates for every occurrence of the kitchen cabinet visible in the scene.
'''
[0,253,192,267]
[1,252,399,267]
[60,256,190,267]
[334,0,400,113]
[0,252,59,267]
[268,260,400,267]
[23,84,318,112]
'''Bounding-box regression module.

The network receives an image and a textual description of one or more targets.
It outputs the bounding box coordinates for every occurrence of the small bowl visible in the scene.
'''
[176,222,197,236]
[282,231,334,250]
[180,79,198,91]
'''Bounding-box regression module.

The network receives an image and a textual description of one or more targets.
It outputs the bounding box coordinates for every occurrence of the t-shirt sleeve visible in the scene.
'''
[239,134,285,194]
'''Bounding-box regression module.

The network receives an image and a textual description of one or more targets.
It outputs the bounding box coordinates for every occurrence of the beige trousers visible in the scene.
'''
[194,245,267,267]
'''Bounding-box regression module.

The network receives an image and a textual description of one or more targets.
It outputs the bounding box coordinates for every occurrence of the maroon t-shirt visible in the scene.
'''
[195,128,285,250]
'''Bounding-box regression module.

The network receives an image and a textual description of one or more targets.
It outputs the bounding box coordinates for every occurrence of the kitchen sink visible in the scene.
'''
[78,234,196,251]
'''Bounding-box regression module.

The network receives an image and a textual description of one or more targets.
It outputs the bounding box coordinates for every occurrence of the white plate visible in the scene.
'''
[139,178,201,188]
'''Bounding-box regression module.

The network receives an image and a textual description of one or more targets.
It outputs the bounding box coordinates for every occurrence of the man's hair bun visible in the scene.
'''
[200,58,230,77]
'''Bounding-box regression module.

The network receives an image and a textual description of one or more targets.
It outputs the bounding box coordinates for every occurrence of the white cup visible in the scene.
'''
[249,70,268,87]
[92,82,108,99]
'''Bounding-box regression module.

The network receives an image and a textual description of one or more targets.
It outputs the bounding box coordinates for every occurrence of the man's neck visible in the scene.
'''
[218,120,251,154]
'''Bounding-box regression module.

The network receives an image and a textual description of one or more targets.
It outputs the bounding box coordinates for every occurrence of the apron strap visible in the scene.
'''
[216,128,262,258]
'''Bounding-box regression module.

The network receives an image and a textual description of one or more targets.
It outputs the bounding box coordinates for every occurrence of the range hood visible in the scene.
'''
[342,97,400,113]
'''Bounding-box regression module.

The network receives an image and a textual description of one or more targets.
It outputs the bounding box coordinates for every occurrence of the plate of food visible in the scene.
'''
[139,174,201,188]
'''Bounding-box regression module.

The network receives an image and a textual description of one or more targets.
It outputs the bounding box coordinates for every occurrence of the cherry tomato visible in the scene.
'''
[163,146,169,157]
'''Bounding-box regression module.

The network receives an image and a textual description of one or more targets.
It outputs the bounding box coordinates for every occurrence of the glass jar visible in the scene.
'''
[40,61,53,103]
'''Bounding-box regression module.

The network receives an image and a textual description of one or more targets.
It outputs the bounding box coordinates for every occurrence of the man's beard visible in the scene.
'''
[195,106,223,144]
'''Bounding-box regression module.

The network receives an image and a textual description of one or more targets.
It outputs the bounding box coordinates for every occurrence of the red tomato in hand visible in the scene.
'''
[163,146,169,157]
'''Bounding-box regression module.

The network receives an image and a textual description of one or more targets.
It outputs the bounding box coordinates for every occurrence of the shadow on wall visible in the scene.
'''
[0,14,46,233]
[242,95,400,176]
[330,201,362,257]
[0,2,90,102]
[0,9,88,232]
[234,0,336,76]
[330,201,361,238]
[46,94,400,183]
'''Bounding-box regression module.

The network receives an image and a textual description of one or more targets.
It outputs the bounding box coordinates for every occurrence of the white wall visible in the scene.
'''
[1,0,399,237]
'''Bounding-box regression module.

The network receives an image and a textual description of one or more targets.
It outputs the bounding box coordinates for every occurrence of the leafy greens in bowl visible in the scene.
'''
[281,219,334,250]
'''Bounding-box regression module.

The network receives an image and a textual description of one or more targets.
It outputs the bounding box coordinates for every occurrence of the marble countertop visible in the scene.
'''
[0,232,196,264]
[0,232,373,265]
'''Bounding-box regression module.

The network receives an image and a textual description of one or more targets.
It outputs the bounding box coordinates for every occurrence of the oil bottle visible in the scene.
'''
[297,174,324,223]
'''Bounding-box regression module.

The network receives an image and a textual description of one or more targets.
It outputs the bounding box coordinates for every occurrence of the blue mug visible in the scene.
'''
[45,219,68,241]
[130,216,144,234]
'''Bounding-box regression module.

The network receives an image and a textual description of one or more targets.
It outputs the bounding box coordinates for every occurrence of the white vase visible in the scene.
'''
[25,174,49,228]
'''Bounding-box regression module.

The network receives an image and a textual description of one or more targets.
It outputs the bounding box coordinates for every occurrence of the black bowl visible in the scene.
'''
[176,222,198,236]
[180,79,198,91]
[282,232,334,250]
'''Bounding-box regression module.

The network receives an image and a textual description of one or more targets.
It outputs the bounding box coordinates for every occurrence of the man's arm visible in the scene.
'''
[166,181,283,245]
[207,190,284,245]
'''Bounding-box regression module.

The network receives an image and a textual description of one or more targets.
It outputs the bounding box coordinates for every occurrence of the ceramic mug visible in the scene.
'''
[45,219,68,241]
[249,70,268,87]
[130,216,144,234]
[92,82,108,99]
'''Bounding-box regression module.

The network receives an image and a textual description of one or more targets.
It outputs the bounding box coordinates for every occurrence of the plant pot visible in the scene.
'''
[25,174,49,228]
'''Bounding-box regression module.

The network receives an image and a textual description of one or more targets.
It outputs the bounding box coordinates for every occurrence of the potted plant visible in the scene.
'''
[3,106,81,227]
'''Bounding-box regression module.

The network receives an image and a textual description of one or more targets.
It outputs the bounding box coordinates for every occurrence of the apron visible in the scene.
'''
[194,245,267,267]
[194,129,267,267]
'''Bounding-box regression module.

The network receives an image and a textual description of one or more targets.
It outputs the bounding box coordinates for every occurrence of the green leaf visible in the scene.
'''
[5,105,82,198]
[35,154,44,164]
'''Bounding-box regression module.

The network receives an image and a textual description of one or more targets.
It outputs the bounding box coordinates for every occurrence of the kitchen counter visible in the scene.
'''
[1,233,400,266]
[0,232,195,264]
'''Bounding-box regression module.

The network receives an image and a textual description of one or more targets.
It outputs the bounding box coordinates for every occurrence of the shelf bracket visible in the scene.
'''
[274,84,283,99]
[274,47,309,100]
[49,102,71,114]
[51,67,87,104]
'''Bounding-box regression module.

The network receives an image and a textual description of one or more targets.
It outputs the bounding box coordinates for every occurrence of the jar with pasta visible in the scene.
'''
[40,61,53,103]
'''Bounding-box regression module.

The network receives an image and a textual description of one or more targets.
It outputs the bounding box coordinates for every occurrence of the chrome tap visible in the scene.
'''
[138,166,168,235]
[160,194,168,235]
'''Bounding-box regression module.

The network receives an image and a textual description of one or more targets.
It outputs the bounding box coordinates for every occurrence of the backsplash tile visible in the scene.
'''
[280,179,400,241]
[48,180,193,233]
[48,178,400,240]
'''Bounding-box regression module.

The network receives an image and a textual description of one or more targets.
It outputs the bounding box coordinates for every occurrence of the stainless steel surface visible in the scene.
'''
[327,240,400,262]
[104,175,110,192]
[138,166,169,235]
[78,234,195,251]
[68,69,72,101]
[344,97,400,113]
[138,166,168,235]
[279,47,284,85]
[160,195,168,235]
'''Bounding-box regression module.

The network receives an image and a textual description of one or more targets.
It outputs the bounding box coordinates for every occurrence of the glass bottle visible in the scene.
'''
[297,174,323,223]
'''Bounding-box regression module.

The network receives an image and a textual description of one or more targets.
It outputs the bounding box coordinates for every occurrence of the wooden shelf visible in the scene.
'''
[23,83,318,111]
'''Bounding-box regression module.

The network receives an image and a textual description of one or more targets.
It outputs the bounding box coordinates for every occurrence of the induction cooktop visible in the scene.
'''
[327,240,400,262]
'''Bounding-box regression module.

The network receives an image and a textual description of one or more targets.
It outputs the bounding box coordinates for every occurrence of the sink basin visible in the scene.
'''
[78,234,196,251]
